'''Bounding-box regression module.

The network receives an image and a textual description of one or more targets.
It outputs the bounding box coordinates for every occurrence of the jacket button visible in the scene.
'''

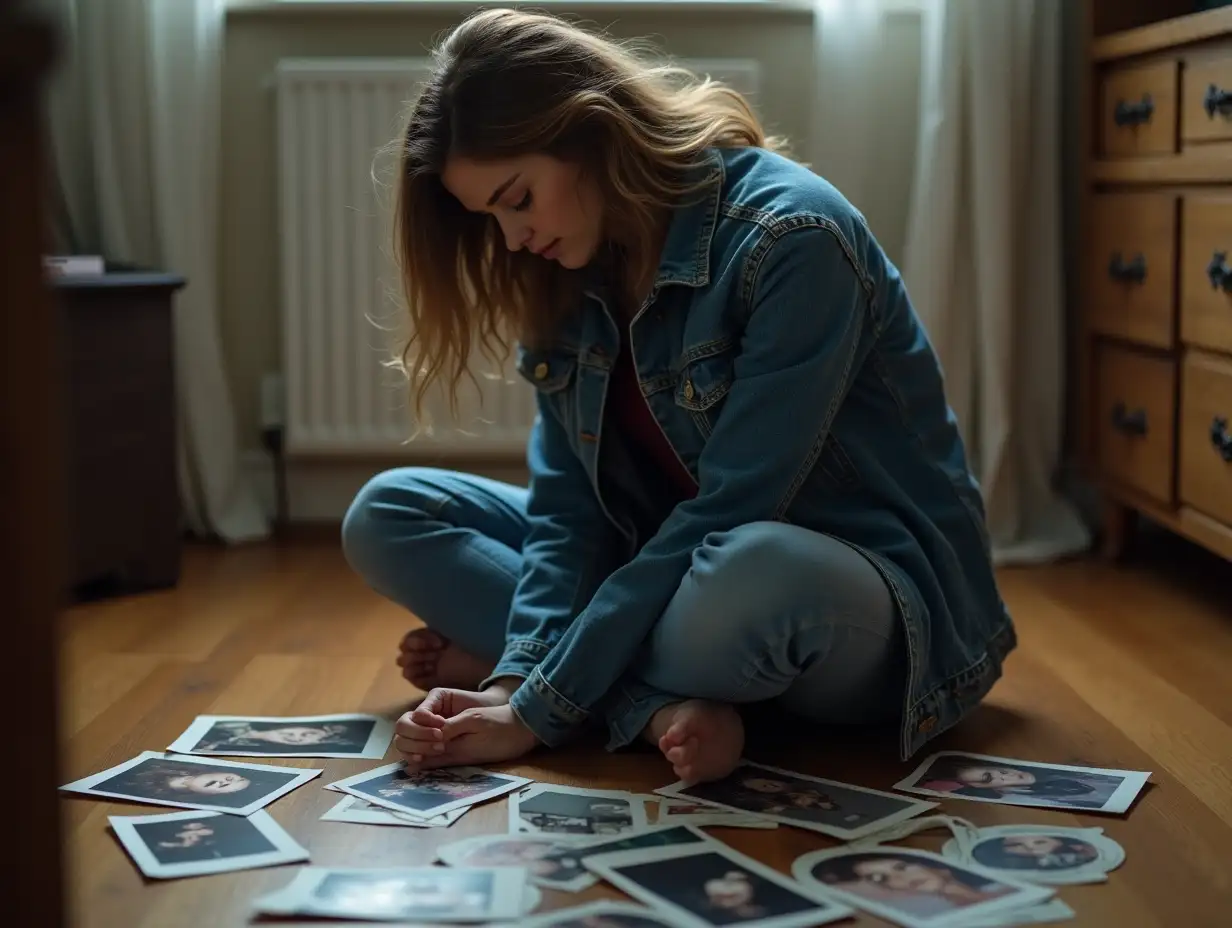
[917,715,937,733]
[533,362,549,380]
[683,379,695,401]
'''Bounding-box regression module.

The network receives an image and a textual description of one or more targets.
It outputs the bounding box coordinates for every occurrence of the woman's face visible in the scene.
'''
[169,772,250,795]
[704,871,754,908]
[741,777,787,794]
[1002,836,1064,857]
[957,766,1036,789]
[254,725,330,745]
[853,859,952,894]
[443,153,602,269]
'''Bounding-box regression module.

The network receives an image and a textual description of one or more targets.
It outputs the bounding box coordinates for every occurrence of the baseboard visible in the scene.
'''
[241,450,529,525]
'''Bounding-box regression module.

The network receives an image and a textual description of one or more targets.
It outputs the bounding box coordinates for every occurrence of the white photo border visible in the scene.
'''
[108,808,309,879]
[329,762,531,819]
[252,865,531,922]
[940,824,1127,886]
[166,712,395,759]
[656,759,937,840]
[791,844,1054,928]
[510,783,650,836]
[583,840,854,928]
[320,793,466,828]
[516,899,685,928]
[59,750,322,816]
[892,750,1152,815]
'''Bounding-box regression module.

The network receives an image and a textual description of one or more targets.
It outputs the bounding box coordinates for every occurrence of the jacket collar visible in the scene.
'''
[653,148,725,289]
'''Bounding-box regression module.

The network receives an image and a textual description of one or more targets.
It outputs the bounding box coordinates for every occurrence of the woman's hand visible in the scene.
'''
[394,679,533,768]
[398,702,538,771]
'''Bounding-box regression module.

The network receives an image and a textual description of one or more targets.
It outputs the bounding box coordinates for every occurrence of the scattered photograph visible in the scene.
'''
[167,713,394,759]
[893,751,1152,814]
[108,809,309,879]
[583,841,853,928]
[329,762,530,819]
[792,846,1054,928]
[511,784,649,837]
[320,793,468,829]
[942,825,1126,886]
[657,759,936,840]
[252,866,531,922]
[519,900,684,928]
[59,751,321,816]
[437,833,596,891]
[530,823,712,893]
[658,799,777,830]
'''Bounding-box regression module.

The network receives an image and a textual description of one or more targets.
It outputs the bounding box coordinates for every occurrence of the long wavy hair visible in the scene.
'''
[391,7,788,424]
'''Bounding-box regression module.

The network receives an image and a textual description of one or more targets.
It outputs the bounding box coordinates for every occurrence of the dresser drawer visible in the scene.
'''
[1094,342,1176,505]
[1100,60,1178,158]
[1182,57,1232,145]
[1089,194,1177,348]
[1180,352,1232,527]
[1181,196,1232,355]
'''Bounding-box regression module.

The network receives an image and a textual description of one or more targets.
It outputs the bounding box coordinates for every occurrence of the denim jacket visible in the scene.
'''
[482,146,1016,761]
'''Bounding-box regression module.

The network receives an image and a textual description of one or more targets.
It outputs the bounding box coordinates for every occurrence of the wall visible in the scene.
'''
[219,2,923,517]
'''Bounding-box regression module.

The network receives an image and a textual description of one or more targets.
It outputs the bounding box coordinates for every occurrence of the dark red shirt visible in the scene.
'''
[607,333,698,503]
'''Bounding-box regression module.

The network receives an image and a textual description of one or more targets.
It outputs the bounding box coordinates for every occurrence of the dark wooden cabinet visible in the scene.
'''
[1,9,68,925]
[55,267,186,597]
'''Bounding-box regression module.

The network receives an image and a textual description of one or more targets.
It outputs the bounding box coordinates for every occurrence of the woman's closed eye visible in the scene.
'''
[511,189,533,212]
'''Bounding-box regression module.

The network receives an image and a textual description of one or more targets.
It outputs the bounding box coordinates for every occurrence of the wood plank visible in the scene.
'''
[1092,152,1232,184]
[61,543,1232,926]
[1094,6,1232,62]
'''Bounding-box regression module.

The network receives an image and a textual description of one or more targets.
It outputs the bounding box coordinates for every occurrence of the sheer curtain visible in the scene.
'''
[813,0,1090,565]
[40,0,267,544]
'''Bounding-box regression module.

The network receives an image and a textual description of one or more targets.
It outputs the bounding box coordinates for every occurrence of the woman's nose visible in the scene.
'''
[499,218,532,253]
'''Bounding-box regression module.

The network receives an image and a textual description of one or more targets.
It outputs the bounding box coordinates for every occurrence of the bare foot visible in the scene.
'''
[395,628,493,691]
[644,699,745,785]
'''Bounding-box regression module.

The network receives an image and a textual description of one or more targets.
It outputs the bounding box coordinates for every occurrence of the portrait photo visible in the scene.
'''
[167,712,394,759]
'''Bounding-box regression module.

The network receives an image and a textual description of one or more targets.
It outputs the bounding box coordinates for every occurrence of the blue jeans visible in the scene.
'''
[342,467,906,746]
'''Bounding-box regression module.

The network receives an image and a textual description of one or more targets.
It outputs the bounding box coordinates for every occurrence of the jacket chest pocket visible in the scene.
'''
[674,341,735,438]
[516,346,580,436]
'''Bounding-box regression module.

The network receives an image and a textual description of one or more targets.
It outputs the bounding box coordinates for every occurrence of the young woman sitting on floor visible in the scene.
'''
[341,8,1015,785]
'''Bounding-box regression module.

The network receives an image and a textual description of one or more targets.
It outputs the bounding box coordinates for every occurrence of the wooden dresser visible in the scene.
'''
[1080,2,1232,561]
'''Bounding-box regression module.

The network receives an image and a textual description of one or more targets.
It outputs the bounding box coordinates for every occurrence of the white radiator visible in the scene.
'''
[272,56,760,457]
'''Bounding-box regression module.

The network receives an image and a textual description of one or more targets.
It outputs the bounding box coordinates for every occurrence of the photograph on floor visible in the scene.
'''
[436,834,595,891]
[59,751,322,816]
[583,841,853,928]
[657,799,778,830]
[519,900,684,928]
[329,763,530,819]
[108,809,309,879]
[320,793,467,828]
[941,825,1127,885]
[792,846,1054,928]
[658,759,936,840]
[893,751,1152,814]
[511,784,649,837]
[252,866,534,922]
[166,713,394,759]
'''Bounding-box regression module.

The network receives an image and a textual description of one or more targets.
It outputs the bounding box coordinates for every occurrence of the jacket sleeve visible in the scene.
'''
[481,389,615,692]
[509,221,877,746]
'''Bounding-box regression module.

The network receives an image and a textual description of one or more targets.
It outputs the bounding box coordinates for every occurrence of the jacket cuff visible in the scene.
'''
[479,638,551,691]
[508,666,590,747]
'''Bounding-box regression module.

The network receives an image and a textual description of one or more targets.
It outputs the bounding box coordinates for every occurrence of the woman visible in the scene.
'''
[342,8,1014,785]
[814,854,1016,917]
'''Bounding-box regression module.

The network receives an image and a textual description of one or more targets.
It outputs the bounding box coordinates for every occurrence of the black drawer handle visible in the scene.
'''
[1114,94,1154,126]
[1108,252,1147,283]
[1112,402,1148,436]
[1209,251,1232,291]
[1213,417,1232,462]
[1204,84,1232,118]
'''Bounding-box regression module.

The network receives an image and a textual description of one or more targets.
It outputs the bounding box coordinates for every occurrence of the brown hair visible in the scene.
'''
[390,8,788,424]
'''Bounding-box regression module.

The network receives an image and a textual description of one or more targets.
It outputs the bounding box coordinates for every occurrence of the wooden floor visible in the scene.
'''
[60,534,1232,927]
